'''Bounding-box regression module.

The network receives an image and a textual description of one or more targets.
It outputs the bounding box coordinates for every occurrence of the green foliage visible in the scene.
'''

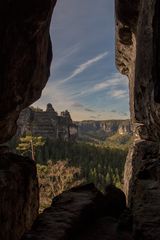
[13,134,128,196]
[37,139,128,192]
[16,135,45,160]
[37,160,84,212]
[104,132,133,150]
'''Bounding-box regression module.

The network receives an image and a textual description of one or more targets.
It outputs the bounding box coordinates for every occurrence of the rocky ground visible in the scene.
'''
[22,184,133,240]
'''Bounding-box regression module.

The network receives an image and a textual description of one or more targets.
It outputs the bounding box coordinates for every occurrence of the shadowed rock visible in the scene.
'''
[0,153,39,240]
[116,0,160,238]
[0,0,57,143]
[22,184,132,240]
[104,184,126,218]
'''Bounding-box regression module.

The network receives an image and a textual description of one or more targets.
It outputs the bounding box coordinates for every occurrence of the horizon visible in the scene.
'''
[31,104,130,122]
[33,0,130,121]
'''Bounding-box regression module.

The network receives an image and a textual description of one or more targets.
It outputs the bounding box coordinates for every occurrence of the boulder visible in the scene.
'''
[0,152,39,240]
[104,184,126,218]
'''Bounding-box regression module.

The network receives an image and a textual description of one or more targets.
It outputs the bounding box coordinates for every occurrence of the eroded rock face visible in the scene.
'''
[130,141,160,240]
[0,0,57,143]
[0,0,159,239]
[116,0,160,238]
[0,152,39,240]
[16,104,78,141]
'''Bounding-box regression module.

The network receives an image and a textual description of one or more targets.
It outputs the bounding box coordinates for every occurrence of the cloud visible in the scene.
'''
[85,108,95,112]
[119,112,128,116]
[33,81,75,112]
[90,114,102,119]
[71,104,95,113]
[52,43,80,72]
[59,51,108,83]
[109,89,128,99]
[110,110,117,113]
[33,0,129,121]
[93,74,128,92]
[71,103,84,108]
[75,73,128,97]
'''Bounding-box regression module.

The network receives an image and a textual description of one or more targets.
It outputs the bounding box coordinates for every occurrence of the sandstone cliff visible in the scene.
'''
[76,120,131,142]
[0,0,159,239]
[77,119,131,133]
[16,103,78,141]
[116,0,160,238]
[0,1,57,239]
[0,0,57,143]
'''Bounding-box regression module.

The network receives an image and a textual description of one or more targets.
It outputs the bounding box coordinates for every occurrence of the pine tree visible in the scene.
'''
[16,135,45,160]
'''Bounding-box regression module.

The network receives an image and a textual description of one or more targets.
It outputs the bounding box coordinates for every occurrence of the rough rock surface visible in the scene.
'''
[125,140,160,240]
[0,152,39,240]
[17,104,78,141]
[105,184,126,218]
[116,0,160,238]
[22,184,132,240]
[0,0,57,143]
[0,0,159,239]
[77,119,131,140]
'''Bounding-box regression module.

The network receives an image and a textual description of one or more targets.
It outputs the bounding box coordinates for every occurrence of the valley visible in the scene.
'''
[6,105,132,211]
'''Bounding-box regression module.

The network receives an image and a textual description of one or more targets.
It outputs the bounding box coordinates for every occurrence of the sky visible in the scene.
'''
[33,0,130,121]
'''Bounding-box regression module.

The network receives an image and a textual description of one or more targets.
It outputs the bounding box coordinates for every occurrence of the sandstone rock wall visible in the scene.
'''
[116,0,160,238]
[17,104,78,141]
[0,152,39,240]
[0,0,159,239]
[0,2,57,239]
[0,0,57,144]
[77,120,131,133]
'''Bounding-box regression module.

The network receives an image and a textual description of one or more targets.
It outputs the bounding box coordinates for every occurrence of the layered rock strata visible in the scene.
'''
[17,104,78,141]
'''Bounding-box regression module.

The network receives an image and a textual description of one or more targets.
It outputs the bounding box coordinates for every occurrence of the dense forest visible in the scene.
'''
[11,136,129,189]
[8,133,130,210]
[42,139,127,189]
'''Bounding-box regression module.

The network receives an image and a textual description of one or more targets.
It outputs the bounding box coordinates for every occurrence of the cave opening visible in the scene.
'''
[1,1,160,239]
[7,0,130,212]
[32,0,130,211]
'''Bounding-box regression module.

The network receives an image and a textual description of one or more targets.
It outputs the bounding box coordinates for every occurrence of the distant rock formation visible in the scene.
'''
[16,103,78,141]
[17,107,131,143]
[77,120,131,134]
[118,124,131,135]
[0,0,159,239]
[76,120,131,142]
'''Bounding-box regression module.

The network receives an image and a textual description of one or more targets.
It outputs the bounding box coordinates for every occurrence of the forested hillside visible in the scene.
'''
[7,119,132,210]
[10,136,130,190]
